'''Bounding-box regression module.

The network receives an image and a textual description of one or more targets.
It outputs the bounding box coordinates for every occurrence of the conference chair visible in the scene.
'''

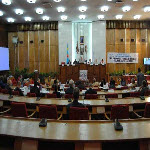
[47,93,57,98]
[1,89,8,94]
[130,92,140,97]
[144,103,150,118]
[105,105,129,120]
[85,94,98,99]
[27,92,36,97]
[69,107,89,120]
[144,90,150,96]
[64,94,73,99]
[12,91,19,96]
[105,93,118,98]
[39,105,61,120]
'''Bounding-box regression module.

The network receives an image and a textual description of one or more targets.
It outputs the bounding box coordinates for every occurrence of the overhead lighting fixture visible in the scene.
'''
[101,6,109,12]
[27,0,36,3]
[61,15,67,20]
[97,15,104,19]
[53,0,61,2]
[42,16,50,20]
[81,0,87,1]
[133,0,138,1]
[79,15,86,19]
[79,6,87,12]
[24,17,32,21]
[0,11,4,16]
[134,15,141,19]
[107,0,112,1]
[122,6,131,12]
[2,0,11,5]
[57,7,65,12]
[116,15,123,19]
[36,8,43,14]
[7,18,15,23]
[15,9,24,15]
[144,6,150,12]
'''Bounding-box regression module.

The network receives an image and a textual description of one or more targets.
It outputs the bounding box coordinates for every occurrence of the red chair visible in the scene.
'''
[121,86,128,90]
[30,93,36,97]
[11,102,28,117]
[39,105,58,119]
[27,92,30,97]
[64,94,73,99]
[12,80,17,86]
[130,92,140,97]
[12,91,19,96]
[47,93,57,98]
[145,90,150,96]
[110,105,129,120]
[85,94,98,99]
[106,93,118,98]
[1,89,8,94]
[144,103,150,118]
[69,107,89,120]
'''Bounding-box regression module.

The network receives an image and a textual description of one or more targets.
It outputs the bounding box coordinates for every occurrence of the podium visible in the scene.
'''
[59,64,106,83]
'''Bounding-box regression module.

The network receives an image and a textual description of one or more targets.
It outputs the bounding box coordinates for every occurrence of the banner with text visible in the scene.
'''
[107,53,138,63]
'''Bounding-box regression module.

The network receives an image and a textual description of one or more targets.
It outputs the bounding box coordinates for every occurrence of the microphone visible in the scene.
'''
[105,95,109,102]
[114,106,126,131]
[36,97,40,101]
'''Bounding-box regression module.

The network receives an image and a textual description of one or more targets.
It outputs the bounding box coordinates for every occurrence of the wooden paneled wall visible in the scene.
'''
[106,29,150,74]
[0,24,8,47]
[8,30,58,73]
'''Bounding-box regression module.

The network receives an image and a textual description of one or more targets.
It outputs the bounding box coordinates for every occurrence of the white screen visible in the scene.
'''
[0,47,9,71]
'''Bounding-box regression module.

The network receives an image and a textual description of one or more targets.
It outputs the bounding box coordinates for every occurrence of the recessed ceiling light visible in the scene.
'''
[79,15,86,19]
[81,0,87,1]
[53,0,61,2]
[2,0,11,5]
[7,18,15,23]
[134,15,141,19]
[116,15,123,19]
[133,0,138,1]
[122,6,131,12]
[24,17,32,21]
[42,16,50,20]
[79,6,87,12]
[36,8,43,14]
[0,11,4,16]
[15,9,24,15]
[101,6,109,12]
[98,15,104,19]
[57,7,65,12]
[27,0,36,3]
[107,0,112,1]
[144,6,150,12]
[61,15,67,20]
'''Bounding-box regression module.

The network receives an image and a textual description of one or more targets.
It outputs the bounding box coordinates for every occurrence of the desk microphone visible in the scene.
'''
[105,97,109,102]
[114,106,126,131]
[36,97,40,101]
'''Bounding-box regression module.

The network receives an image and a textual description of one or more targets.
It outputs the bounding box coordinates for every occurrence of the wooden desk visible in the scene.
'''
[0,94,150,114]
[0,117,150,150]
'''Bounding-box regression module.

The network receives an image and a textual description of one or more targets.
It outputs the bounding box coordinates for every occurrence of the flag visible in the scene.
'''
[66,43,69,64]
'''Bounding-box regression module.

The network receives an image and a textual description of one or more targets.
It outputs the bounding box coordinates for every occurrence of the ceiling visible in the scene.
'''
[1,0,150,23]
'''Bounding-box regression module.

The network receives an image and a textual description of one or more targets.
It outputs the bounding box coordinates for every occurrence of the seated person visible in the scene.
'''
[130,78,136,90]
[73,59,78,64]
[109,77,115,89]
[85,79,89,87]
[5,79,13,96]
[85,83,97,95]
[30,81,40,97]
[100,78,106,87]
[92,78,99,87]
[14,81,23,96]
[121,77,126,86]
[0,77,6,89]
[53,83,61,98]
[65,81,74,94]
[139,80,149,96]
[67,87,85,115]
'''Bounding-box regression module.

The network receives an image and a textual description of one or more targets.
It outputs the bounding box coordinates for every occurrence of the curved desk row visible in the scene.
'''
[0,117,150,150]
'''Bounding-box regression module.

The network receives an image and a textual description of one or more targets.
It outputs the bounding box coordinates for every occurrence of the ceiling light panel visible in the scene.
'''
[24,17,32,21]
[144,6,150,12]
[57,7,65,12]
[0,11,4,16]
[53,0,61,2]
[42,16,50,20]
[101,6,109,12]
[2,0,11,5]
[27,0,36,3]
[79,15,86,19]
[15,9,24,15]
[134,15,141,19]
[36,8,44,14]
[7,18,15,22]
[79,6,87,12]
[122,6,131,12]
[98,15,104,19]
[116,15,123,19]
[61,15,67,20]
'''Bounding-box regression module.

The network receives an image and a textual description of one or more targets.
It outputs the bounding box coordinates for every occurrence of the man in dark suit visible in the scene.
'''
[67,87,85,115]
[65,80,74,94]
[30,81,40,97]
[85,83,97,94]
[109,77,115,89]
[137,68,144,87]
